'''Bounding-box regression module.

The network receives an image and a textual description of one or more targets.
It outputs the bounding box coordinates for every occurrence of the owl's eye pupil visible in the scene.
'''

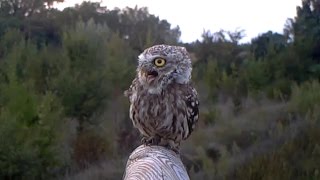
[154,58,166,67]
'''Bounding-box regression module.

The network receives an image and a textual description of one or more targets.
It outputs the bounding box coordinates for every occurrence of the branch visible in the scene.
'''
[123,145,190,180]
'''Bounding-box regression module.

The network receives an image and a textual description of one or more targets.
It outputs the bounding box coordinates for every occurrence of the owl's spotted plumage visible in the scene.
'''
[124,44,199,152]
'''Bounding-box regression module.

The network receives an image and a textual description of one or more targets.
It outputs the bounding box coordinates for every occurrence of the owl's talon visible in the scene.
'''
[142,137,180,153]
[141,137,147,144]
[142,136,161,146]
[151,135,161,145]
[167,146,179,154]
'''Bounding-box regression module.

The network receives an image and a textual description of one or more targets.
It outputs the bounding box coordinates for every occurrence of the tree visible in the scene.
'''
[250,31,287,60]
[54,20,114,131]
[293,0,320,61]
[118,6,181,52]
[287,0,320,79]
[0,0,63,17]
[192,30,247,73]
[0,38,66,179]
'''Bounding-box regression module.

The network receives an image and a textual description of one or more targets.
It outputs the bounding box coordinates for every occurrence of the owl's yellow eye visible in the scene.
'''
[154,58,166,67]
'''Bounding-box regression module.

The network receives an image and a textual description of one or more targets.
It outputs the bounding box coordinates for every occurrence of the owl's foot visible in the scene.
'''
[142,136,180,154]
[163,140,180,154]
[141,135,161,146]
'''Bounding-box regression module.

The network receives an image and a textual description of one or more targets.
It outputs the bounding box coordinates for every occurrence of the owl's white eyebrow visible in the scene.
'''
[138,54,165,63]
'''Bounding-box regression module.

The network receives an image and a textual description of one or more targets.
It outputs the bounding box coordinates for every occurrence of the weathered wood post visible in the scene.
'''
[123,145,190,180]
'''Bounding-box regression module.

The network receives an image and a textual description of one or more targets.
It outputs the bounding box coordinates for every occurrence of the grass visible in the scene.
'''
[62,81,320,180]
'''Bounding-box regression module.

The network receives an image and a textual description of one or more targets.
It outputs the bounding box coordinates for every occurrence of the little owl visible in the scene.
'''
[124,44,199,152]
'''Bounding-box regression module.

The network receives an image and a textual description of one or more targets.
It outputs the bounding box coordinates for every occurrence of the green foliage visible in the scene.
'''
[104,33,136,94]
[55,20,113,127]
[201,108,219,125]
[0,94,64,179]
[231,124,320,180]
[117,7,181,51]
[0,29,23,57]
[266,78,292,100]
[72,130,111,169]
[0,0,319,179]
[0,1,178,179]
[289,80,320,115]
[250,31,287,60]
[0,52,64,179]
[0,0,63,17]
[198,58,221,101]
[193,30,245,72]
[291,0,320,80]
[244,60,271,93]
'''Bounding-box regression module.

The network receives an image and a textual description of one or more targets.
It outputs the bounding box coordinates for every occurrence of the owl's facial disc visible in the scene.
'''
[138,57,167,84]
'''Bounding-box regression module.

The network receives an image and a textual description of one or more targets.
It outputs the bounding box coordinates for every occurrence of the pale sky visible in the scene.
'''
[55,0,302,43]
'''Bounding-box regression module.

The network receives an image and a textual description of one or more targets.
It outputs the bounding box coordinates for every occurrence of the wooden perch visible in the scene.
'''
[123,145,190,180]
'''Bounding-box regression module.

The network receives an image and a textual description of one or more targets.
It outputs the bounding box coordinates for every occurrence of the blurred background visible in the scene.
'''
[0,0,319,179]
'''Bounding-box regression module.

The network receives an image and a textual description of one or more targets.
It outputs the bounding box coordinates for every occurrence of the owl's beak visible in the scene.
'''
[147,71,158,79]
[140,69,158,83]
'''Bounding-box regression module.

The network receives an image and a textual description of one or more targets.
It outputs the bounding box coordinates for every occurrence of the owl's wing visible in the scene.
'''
[184,85,199,139]
[124,78,138,102]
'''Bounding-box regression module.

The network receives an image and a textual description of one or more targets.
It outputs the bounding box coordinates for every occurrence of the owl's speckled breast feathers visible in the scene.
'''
[124,44,199,152]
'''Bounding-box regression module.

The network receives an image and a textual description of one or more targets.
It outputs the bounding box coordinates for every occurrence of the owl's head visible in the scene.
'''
[137,44,192,93]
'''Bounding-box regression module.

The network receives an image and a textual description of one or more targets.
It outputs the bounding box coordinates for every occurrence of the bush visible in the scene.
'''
[0,85,65,179]
[0,37,66,179]
[288,80,320,115]
[230,124,320,180]
[72,131,110,169]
